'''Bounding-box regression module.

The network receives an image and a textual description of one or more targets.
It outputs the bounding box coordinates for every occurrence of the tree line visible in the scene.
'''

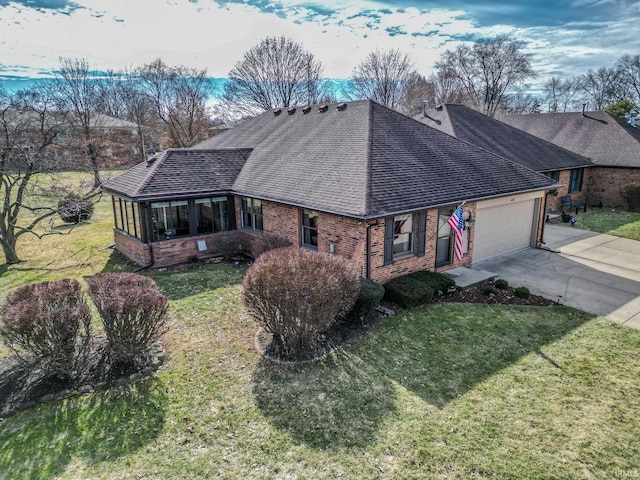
[1,34,638,266]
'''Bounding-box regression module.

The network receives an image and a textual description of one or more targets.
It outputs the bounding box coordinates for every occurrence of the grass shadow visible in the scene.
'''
[252,350,397,450]
[353,304,592,408]
[0,377,166,480]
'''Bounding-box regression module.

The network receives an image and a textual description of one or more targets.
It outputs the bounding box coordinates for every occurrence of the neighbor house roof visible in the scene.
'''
[414,104,592,172]
[106,100,557,218]
[103,148,252,201]
[501,111,640,168]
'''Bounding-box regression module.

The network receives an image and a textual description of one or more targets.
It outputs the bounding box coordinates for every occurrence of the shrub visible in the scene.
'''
[87,273,168,368]
[212,231,248,259]
[339,278,385,326]
[383,276,434,308]
[620,182,640,211]
[0,279,92,380]
[494,279,509,290]
[243,247,359,360]
[561,212,572,223]
[514,286,531,299]
[58,193,94,224]
[249,233,292,259]
[406,270,456,293]
[483,285,499,296]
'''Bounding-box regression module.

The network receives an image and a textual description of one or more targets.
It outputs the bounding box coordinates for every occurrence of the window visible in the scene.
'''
[436,208,454,267]
[151,200,189,241]
[301,209,318,249]
[196,197,228,234]
[393,214,414,258]
[545,171,560,182]
[241,197,263,232]
[112,197,141,239]
[569,168,583,193]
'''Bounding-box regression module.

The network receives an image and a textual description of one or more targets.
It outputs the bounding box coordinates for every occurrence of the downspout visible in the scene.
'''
[540,193,549,245]
[366,222,372,279]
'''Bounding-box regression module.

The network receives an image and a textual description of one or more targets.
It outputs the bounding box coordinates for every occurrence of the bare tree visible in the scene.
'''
[579,67,621,110]
[423,71,474,109]
[435,35,535,117]
[543,76,582,112]
[52,57,107,188]
[219,36,330,119]
[343,49,418,111]
[136,59,213,148]
[615,54,640,109]
[0,86,98,265]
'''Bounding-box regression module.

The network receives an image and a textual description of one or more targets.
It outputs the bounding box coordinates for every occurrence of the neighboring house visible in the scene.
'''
[414,104,593,213]
[501,110,640,209]
[103,100,557,283]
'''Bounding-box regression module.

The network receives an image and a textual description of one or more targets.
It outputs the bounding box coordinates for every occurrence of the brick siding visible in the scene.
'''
[587,167,640,209]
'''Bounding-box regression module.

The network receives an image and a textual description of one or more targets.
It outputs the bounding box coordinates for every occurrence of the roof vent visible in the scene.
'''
[287,107,296,115]
[273,108,282,116]
[318,104,329,113]
[302,106,312,114]
[146,154,158,167]
[336,103,347,111]
[629,116,636,127]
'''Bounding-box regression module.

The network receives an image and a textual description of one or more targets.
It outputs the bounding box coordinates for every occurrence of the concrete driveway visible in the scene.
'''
[473,224,640,330]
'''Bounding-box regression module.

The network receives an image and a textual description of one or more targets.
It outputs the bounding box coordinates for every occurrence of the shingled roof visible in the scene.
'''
[414,104,592,172]
[501,111,640,168]
[103,148,252,201]
[106,100,557,218]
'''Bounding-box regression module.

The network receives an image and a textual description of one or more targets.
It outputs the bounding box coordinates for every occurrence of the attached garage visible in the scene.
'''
[472,192,543,263]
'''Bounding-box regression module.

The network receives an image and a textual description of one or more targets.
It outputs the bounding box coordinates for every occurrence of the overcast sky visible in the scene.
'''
[1,0,638,92]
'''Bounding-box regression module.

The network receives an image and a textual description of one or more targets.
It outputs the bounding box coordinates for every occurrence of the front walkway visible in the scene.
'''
[473,224,640,330]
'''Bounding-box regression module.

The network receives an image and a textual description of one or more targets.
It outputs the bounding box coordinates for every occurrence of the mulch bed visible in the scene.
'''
[434,284,557,307]
[0,337,164,419]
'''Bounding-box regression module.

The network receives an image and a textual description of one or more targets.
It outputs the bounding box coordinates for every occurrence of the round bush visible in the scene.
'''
[514,286,530,299]
[483,285,499,296]
[0,279,92,380]
[243,247,359,360]
[494,279,509,290]
[339,278,385,326]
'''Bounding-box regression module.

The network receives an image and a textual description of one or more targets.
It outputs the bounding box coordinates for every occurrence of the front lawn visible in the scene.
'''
[1,183,640,479]
[1,262,639,479]
[575,209,640,241]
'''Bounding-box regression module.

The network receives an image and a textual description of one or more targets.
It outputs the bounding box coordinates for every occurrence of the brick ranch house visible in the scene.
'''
[102,100,558,284]
[501,110,640,210]
[414,104,593,214]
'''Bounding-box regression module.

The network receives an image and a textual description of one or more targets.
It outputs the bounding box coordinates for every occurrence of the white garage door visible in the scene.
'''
[473,194,541,263]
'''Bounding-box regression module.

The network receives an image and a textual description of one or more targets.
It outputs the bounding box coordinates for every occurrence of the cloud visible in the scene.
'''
[0,0,80,12]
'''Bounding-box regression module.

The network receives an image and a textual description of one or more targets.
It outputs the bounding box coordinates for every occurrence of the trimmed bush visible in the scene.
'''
[243,247,359,360]
[212,231,248,259]
[339,278,385,326]
[383,276,434,308]
[561,212,572,223]
[406,270,456,293]
[514,286,531,299]
[620,182,640,211]
[0,279,92,380]
[58,193,94,224]
[494,279,509,290]
[87,273,168,368]
[483,285,499,296]
[249,233,292,259]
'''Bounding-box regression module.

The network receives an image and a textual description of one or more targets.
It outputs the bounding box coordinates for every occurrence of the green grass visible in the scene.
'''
[575,209,640,240]
[1,175,640,479]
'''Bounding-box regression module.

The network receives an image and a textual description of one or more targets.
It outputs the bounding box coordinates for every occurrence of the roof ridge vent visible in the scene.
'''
[287,107,296,115]
[302,106,312,114]
[318,104,329,113]
[273,108,282,116]
[336,103,347,111]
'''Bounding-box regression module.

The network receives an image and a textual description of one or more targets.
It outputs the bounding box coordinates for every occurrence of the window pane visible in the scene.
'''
[171,201,190,237]
[242,211,253,228]
[254,213,263,231]
[302,210,318,248]
[253,199,262,215]
[393,214,413,256]
[197,200,214,234]
[151,203,168,241]
[212,200,228,232]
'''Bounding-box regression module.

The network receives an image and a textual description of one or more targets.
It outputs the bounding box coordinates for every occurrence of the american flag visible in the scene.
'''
[447,204,465,261]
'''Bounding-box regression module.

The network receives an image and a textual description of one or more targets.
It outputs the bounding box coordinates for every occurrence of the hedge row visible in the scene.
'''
[383,270,455,309]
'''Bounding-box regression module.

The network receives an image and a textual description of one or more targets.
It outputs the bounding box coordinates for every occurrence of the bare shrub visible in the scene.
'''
[86,273,168,368]
[212,230,248,259]
[0,279,92,381]
[57,193,95,224]
[248,233,292,259]
[620,182,640,211]
[243,247,359,360]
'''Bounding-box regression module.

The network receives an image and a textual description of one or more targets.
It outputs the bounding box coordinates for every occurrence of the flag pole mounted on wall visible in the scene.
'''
[447,202,465,261]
